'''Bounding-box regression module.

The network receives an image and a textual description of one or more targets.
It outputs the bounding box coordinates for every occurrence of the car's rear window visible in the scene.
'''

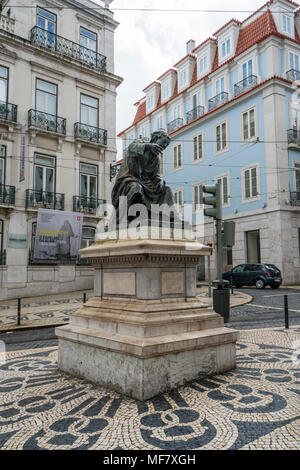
[264,264,279,270]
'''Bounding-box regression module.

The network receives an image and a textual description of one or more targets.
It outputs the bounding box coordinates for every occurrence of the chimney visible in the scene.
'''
[186,39,196,54]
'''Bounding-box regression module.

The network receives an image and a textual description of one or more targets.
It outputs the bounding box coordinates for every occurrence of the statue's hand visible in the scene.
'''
[146,143,163,156]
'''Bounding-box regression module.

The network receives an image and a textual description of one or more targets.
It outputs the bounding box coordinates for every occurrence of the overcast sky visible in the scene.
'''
[93,0,268,157]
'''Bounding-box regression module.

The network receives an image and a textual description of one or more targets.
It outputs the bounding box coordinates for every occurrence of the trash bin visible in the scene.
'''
[212,280,230,323]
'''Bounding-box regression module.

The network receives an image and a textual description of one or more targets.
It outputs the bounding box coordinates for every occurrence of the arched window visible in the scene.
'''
[81,226,95,249]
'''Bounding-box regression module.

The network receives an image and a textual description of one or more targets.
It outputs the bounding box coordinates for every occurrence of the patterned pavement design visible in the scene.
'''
[0,327,299,450]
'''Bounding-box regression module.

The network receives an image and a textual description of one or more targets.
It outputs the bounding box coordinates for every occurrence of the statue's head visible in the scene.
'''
[150,130,171,150]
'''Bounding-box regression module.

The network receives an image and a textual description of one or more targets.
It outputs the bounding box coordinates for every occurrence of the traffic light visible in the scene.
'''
[222,221,235,247]
[200,184,222,220]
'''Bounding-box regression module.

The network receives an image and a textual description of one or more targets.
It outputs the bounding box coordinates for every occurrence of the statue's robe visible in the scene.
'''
[111,141,174,216]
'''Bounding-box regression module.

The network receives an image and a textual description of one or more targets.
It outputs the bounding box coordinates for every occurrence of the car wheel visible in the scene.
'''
[255,279,265,289]
[271,285,280,289]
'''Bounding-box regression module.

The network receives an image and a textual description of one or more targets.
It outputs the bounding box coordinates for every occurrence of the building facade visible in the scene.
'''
[0,0,122,300]
[118,0,300,285]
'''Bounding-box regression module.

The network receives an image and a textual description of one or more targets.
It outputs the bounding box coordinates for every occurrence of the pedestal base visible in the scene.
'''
[56,239,239,400]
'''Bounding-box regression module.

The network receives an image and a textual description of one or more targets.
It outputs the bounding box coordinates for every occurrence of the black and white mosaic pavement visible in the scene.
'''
[0,328,299,450]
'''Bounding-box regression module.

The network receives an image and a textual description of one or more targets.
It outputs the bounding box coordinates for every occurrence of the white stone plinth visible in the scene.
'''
[56,238,239,400]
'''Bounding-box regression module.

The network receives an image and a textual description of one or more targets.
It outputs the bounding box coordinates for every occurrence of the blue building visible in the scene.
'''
[118,0,300,285]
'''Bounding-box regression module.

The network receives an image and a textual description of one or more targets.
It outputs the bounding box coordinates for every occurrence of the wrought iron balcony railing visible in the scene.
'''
[167,118,183,133]
[234,75,258,97]
[30,26,107,72]
[186,105,205,124]
[28,109,66,135]
[286,69,300,82]
[73,195,106,215]
[25,189,65,211]
[0,100,17,122]
[290,192,300,206]
[0,250,6,266]
[287,128,300,146]
[208,91,229,111]
[0,184,15,205]
[74,123,107,145]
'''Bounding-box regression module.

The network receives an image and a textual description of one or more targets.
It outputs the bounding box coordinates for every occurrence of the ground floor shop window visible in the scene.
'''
[246,230,261,263]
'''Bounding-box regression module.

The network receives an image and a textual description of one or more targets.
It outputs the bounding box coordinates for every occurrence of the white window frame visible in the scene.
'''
[191,131,204,163]
[221,37,231,59]
[215,172,230,208]
[198,54,208,77]
[293,160,300,192]
[242,58,253,79]
[241,105,257,143]
[192,181,205,213]
[215,76,225,95]
[162,82,170,101]
[156,115,163,130]
[289,50,300,71]
[173,103,181,120]
[214,119,228,155]
[283,13,292,35]
[173,142,183,171]
[147,93,154,111]
[174,187,184,214]
[178,68,188,90]
[242,163,260,202]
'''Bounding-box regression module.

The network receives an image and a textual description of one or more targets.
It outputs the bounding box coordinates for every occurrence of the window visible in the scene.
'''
[141,125,148,139]
[0,66,8,102]
[156,115,163,130]
[36,79,57,115]
[216,174,229,206]
[31,222,37,252]
[289,52,299,71]
[179,69,187,89]
[192,183,203,212]
[246,230,261,263]
[174,189,184,213]
[295,162,300,192]
[81,226,96,249]
[192,133,203,161]
[198,55,208,75]
[80,94,98,127]
[36,7,56,48]
[216,77,225,95]
[242,108,256,141]
[242,59,253,79]
[243,165,259,200]
[216,122,227,152]
[80,163,98,200]
[173,144,183,170]
[173,104,181,120]
[221,38,231,58]
[34,154,55,194]
[79,27,97,65]
[162,82,170,101]
[147,94,154,110]
[227,247,233,266]
[283,14,291,35]
[0,146,5,185]
[192,92,200,109]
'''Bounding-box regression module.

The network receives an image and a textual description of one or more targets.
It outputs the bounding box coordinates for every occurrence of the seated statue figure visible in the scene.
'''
[112,130,176,224]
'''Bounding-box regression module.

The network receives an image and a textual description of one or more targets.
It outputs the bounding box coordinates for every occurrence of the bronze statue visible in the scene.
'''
[112,130,175,223]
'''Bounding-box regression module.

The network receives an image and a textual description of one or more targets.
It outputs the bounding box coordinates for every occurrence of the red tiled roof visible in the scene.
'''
[132,100,146,126]
[173,54,195,68]
[235,9,277,56]
[142,80,160,92]
[157,68,177,81]
[213,18,241,37]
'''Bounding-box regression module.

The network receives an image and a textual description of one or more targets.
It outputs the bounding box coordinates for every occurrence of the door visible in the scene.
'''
[80,27,97,66]
[36,7,56,49]
[34,154,55,203]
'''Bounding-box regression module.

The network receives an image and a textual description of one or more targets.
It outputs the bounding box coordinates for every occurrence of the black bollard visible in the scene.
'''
[284,294,289,329]
[17,298,21,326]
[83,292,87,304]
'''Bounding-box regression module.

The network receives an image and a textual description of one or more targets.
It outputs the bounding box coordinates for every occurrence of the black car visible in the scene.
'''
[223,263,282,289]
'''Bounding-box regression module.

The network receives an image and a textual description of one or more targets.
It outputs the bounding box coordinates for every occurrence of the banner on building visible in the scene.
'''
[19,125,26,182]
[34,208,83,261]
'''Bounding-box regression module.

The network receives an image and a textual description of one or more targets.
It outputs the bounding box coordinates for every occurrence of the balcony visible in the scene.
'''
[208,92,229,111]
[287,129,300,149]
[234,75,258,97]
[186,105,205,124]
[0,100,17,122]
[167,118,183,133]
[28,109,66,135]
[0,15,15,34]
[74,123,107,145]
[25,189,65,211]
[0,184,15,205]
[73,195,106,216]
[286,69,300,82]
[30,26,107,72]
[290,192,300,206]
[0,250,6,266]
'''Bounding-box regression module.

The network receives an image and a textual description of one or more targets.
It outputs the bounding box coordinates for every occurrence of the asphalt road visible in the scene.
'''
[227,286,300,330]
[0,287,299,349]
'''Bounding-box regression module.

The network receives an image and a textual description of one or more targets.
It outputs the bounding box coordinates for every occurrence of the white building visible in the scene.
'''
[0,0,122,300]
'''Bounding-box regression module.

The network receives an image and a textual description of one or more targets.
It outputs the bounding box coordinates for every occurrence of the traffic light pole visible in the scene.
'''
[216,217,223,281]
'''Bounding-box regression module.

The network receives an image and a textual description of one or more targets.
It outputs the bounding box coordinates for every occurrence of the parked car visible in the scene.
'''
[223,263,282,289]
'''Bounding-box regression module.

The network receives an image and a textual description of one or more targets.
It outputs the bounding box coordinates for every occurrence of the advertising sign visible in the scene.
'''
[34,209,83,261]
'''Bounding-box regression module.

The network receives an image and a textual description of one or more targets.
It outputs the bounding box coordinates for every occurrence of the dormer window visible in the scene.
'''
[147,94,154,110]
[179,69,188,89]
[283,13,292,35]
[162,82,170,101]
[198,54,208,76]
[221,38,231,59]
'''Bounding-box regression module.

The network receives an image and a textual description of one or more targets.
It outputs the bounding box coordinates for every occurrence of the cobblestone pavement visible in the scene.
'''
[0,289,251,331]
[0,327,299,450]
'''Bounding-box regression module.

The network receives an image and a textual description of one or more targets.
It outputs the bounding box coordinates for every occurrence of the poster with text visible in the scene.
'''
[34,208,83,260]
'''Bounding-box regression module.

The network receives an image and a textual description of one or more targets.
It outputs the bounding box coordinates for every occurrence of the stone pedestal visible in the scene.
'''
[56,239,239,401]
